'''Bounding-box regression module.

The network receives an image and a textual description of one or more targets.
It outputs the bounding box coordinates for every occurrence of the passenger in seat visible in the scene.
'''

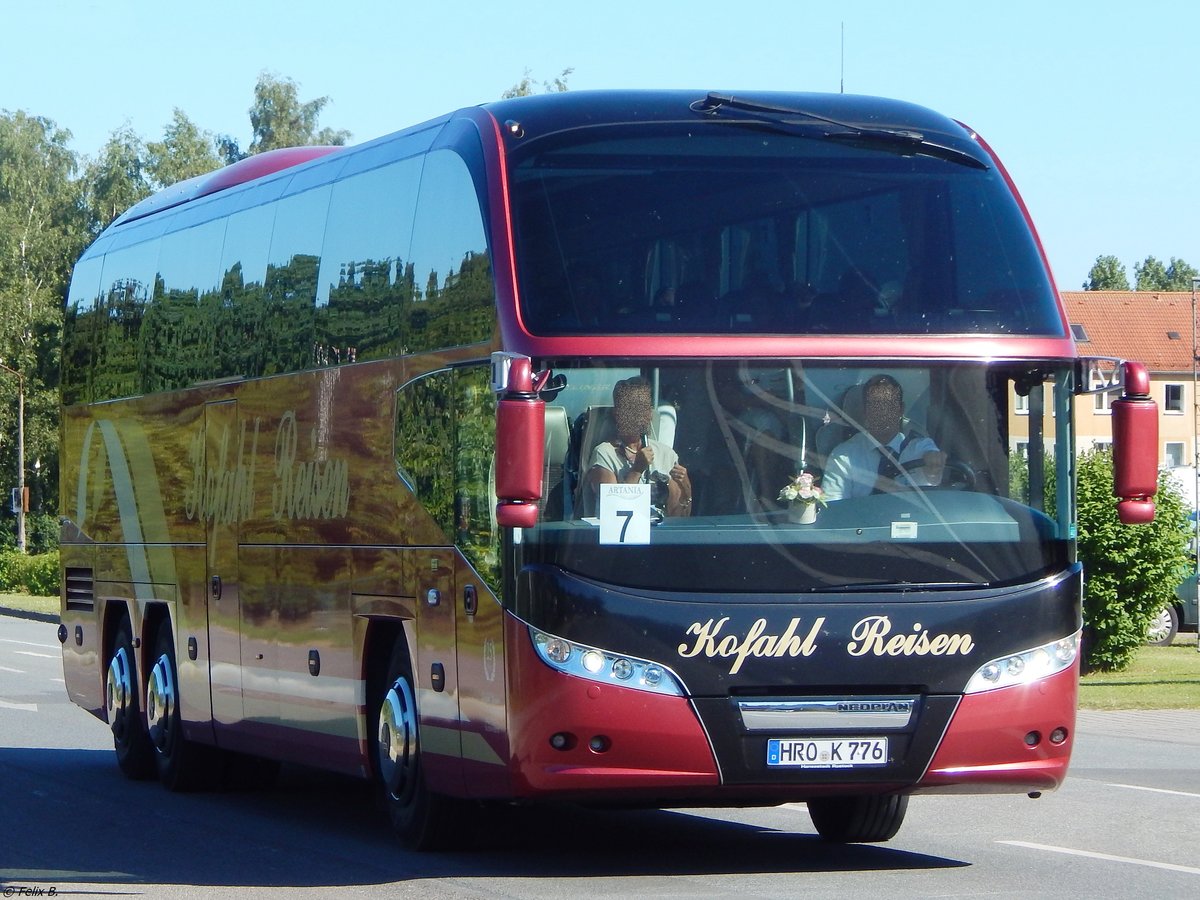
[587,376,694,517]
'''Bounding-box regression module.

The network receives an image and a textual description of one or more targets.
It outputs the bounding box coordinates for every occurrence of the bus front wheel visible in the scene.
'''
[373,638,459,850]
[807,794,908,843]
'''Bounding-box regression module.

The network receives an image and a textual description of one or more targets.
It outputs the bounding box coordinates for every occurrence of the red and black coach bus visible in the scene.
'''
[58,90,1158,848]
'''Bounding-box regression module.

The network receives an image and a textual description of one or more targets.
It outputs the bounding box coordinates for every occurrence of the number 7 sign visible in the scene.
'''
[599,483,652,544]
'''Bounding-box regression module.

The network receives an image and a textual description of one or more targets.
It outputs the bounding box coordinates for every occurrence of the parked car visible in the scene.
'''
[1147,571,1200,645]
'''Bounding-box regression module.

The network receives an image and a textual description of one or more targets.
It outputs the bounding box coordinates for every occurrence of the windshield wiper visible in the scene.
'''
[691,92,988,170]
[813,580,985,594]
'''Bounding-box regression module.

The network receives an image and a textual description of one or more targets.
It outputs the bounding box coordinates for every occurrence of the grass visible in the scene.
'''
[1079,636,1200,709]
[0,591,58,617]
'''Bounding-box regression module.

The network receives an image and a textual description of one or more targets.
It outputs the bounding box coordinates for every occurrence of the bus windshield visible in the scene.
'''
[509,124,1062,337]
[525,360,1073,594]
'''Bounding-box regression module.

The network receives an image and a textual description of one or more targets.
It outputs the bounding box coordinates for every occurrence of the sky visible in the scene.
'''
[4,0,1196,291]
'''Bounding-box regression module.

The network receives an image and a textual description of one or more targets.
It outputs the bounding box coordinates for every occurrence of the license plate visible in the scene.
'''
[766,737,889,768]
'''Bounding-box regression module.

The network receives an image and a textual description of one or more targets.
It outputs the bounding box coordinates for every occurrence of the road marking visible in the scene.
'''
[0,665,23,674]
[0,639,58,650]
[0,698,38,712]
[14,651,58,659]
[1107,782,1200,799]
[1000,841,1200,875]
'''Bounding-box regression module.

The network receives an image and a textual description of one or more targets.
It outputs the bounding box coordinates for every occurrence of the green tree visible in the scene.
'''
[146,109,222,189]
[0,110,82,548]
[1082,255,1130,291]
[1165,257,1199,290]
[1134,255,1170,290]
[1076,448,1190,671]
[246,72,351,155]
[81,125,151,235]
[1134,255,1198,291]
[502,68,574,98]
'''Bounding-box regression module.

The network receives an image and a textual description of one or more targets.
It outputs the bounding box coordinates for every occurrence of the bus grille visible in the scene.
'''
[65,567,95,611]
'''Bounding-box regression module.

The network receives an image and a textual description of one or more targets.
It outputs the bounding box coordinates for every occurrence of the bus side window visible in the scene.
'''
[408,149,494,353]
[454,367,500,592]
[318,157,422,364]
[394,366,502,594]
[396,371,456,537]
[262,185,332,375]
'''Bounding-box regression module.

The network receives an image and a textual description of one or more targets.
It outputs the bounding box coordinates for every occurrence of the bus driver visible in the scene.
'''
[822,374,946,501]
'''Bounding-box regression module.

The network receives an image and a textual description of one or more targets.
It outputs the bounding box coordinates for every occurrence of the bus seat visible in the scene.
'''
[572,405,615,518]
[540,405,570,519]
[656,404,677,449]
[814,383,865,469]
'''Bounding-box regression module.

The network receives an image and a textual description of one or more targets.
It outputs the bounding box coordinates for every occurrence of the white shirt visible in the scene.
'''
[822,431,940,501]
[589,438,679,483]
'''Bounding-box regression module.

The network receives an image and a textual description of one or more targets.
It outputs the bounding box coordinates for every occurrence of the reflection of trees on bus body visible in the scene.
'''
[63,246,493,403]
[62,148,495,406]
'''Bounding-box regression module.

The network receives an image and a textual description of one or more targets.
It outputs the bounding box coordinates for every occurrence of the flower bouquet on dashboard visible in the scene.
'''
[778,471,826,524]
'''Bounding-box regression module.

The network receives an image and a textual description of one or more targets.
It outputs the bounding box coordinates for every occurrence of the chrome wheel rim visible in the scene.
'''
[378,676,417,799]
[106,646,133,735]
[146,652,176,752]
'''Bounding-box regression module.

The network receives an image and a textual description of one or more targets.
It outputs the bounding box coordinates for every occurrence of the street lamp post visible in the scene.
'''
[0,360,24,554]
[1193,278,1200,651]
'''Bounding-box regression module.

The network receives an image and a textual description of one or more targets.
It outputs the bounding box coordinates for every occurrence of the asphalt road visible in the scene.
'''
[3,613,1199,898]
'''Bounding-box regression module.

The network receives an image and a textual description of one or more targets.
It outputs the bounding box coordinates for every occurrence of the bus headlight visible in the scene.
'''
[529,627,686,697]
[963,631,1080,694]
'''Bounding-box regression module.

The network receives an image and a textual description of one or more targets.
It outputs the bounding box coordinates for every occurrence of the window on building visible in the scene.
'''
[1166,442,1186,469]
[1165,383,1184,414]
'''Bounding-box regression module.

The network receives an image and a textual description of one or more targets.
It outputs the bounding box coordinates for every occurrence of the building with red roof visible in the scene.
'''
[1061,291,1195,468]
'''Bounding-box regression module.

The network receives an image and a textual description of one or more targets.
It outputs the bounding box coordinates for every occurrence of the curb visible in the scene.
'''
[0,605,58,624]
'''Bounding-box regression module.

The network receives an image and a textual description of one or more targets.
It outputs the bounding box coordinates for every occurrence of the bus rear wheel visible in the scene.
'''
[146,617,221,791]
[373,638,459,850]
[807,794,908,843]
[106,618,154,780]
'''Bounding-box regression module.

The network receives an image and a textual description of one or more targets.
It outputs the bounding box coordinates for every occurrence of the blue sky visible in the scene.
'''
[5,0,1196,290]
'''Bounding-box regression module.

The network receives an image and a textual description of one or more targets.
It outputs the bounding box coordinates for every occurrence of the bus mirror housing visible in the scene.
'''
[493,353,545,528]
[1110,361,1157,525]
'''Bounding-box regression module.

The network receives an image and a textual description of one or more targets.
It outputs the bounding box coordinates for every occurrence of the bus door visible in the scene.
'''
[410,547,463,795]
[203,400,244,731]
[449,362,509,793]
[452,559,509,796]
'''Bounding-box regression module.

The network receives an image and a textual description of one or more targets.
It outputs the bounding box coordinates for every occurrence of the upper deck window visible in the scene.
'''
[509,125,1062,337]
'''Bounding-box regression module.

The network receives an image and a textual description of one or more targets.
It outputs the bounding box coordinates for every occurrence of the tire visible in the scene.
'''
[1146,605,1180,646]
[371,637,459,850]
[807,794,909,843]
[106,618,155,780]
[146,617,222,791]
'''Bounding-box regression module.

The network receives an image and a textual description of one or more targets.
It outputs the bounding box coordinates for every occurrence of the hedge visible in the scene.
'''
[0,550,60,596]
